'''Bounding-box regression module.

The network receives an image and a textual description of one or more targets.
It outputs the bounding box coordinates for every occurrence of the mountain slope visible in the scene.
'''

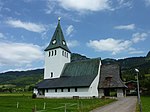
[0,52,150,89]
[0,69,43,87]
[0,53,88,87]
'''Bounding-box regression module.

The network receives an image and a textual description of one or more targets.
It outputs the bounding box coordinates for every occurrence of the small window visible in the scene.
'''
[105,76,112,81]
[61,88,63,92]
[62,51,64,56]
[52,51,53,56]
[46,89,48,93]
[54,50,56,55]
[64,52,66,57]
[55,89,57,92]
[51,72,53,78]
[75,88,77,92]
[68,88,70,92]
[49,51,51,57]
[66,53,68,58]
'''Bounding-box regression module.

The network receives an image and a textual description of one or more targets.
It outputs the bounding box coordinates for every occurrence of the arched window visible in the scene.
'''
[66,53,68,58]
[62,51,64,56]
[64,52,66,57]
[68,88,70,92]
[52,51,53,56]
[75,88,77,92]
[54,50,56,55]
[55,89,57,92]
[51,72,53,78]
[49,51,51,57]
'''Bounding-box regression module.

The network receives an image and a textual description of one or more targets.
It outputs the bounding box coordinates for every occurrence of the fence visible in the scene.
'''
[1,101,84,112]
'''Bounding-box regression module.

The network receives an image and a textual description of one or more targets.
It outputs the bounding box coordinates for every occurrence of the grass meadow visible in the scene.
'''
[136,96,150,112]
[141,96,150,112]
[0,93,115,112]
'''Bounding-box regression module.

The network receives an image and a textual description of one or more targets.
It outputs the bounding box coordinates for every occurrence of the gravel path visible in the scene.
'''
[91,96,137,112]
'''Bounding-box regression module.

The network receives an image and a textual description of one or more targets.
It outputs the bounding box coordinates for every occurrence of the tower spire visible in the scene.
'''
[44,18,70,53]
[44,18,71,79]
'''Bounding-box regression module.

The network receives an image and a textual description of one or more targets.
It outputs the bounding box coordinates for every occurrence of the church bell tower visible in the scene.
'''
[44,19,71,79]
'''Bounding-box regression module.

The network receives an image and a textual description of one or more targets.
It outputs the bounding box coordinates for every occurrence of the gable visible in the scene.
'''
[99,64,126,88]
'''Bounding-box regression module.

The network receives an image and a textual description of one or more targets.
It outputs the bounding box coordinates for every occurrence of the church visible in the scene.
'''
[34,19,126,98]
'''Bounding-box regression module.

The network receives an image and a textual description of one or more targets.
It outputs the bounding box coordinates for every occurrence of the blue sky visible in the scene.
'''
[0,0,150,73]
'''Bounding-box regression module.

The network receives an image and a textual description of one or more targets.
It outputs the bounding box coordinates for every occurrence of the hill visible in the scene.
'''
[0,53,88,90]
[102,52,150,95]
[0,52,150,93]
[102,56,150,80]
[0,69,43,88]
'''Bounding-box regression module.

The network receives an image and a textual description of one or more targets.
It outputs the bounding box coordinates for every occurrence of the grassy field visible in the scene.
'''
[0,93,115,112]
[136,96,150,112]
[141,96,150,112]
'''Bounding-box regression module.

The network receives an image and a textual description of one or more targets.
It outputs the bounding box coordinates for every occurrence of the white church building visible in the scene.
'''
[34,19,126,98]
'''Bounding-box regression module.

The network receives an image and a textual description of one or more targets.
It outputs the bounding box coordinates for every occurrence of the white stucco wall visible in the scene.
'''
[44,48,70,79]
[44,88,90,98]
[117,89,124,97]
[88,60,101,97]
[41,60,102,98]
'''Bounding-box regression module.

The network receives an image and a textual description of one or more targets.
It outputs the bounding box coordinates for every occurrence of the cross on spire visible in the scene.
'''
[58,17,61,21]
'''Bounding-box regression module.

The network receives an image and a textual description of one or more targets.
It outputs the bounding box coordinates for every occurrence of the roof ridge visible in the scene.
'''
[70,57,101,63]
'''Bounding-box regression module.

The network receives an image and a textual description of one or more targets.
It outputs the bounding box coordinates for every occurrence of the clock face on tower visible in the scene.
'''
[52,40,56,44]
[62,41,66,45]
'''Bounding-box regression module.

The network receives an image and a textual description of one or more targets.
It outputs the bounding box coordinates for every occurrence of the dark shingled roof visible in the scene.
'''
[61,58,100,77]
[36,58,100,89]
[99,64,125,88]
[36,76,96,89]
[45,20,70,53]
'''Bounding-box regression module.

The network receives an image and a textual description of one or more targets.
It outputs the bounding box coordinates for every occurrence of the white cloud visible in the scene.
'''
[116,0,133,9]
[4,7,11,12]
[0,32,5,38]
[145,0,150,6]
[0,1,3,11]
[66,25,74,36]
[132,33,147,43]
[45,0,56,14]
[67,40,79,48]
[114,24,135,30]
[49,0,132,13]
[129,50,144,55]
[6,19,46,33]
[87,38,132,55]
[0,42,44,66]
[45,0,132,17]
[54,10,80,22]
[87,32,148,55]
[58,0,112,12]
[14,11,21,15]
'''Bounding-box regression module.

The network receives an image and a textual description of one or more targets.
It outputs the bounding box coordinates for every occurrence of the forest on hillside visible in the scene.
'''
[0,52,150,95]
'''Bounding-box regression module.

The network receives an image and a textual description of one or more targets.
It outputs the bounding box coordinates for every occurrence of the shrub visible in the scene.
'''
[32,93,37,99]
